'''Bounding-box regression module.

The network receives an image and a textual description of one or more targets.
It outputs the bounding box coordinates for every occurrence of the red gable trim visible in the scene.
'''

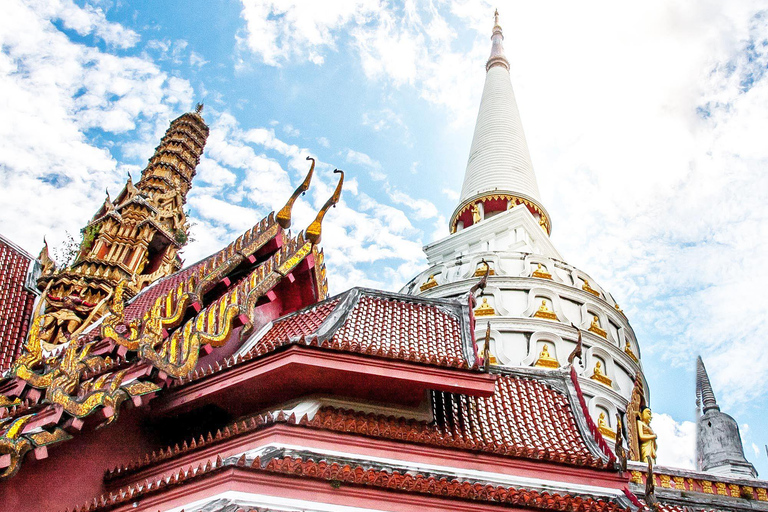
[75,453,629,512]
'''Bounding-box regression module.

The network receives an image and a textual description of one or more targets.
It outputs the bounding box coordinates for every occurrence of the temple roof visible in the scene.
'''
[238,287,476,370]
[0,235,38,371]
[110,367,614,484]
[453,10,547,229]
[83,450,629,512]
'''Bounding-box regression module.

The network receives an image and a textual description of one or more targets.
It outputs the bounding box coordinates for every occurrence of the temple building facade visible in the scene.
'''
[0,10,764,512]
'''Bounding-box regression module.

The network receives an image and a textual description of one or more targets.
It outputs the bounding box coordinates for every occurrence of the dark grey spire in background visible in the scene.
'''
[696,356,757,478]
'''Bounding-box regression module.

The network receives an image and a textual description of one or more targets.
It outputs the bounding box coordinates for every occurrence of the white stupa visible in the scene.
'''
[403,11,647,438]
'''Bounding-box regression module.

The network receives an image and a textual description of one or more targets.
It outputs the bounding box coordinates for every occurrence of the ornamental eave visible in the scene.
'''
[425,205,562,263]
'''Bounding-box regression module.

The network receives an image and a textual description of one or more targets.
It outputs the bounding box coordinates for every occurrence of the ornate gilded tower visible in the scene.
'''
[34,106,209,348]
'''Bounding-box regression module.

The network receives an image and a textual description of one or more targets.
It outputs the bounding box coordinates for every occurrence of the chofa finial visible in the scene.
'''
[195,102,204,114]
[277,156,315,229]
[306,169,344,244]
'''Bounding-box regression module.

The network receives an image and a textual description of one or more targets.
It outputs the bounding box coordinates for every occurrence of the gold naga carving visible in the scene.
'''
[0,158,343,480]
[0,415,34,479]
[46,342,129,422]
[626,374,646,461]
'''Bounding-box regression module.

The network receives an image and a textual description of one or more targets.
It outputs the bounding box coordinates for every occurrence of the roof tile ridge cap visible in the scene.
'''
[0,233,36,260]
[312,288,361,343]
[269,292,343,327]
[567,365,616,466]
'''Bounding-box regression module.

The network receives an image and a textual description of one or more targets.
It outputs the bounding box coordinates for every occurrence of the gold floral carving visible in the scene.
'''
[716,482,727,495]
[701,480,714,494]
[757,488,768,501]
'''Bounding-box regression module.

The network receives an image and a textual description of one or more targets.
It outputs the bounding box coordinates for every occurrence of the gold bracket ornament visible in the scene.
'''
[306,170,344,244]
[195,290,242,347]
[100,281,141,350]
[277,156,315,229]
[0,415,34,479]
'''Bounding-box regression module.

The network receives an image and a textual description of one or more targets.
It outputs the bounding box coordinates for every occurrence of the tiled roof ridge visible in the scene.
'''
[569,366,617,465]
[0,232,36,261]
[83,452,630,512]
[108,371,616,482]
[486,365,616,467]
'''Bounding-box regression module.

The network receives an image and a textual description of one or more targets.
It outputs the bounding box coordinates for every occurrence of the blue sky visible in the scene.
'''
[1,0,767,474]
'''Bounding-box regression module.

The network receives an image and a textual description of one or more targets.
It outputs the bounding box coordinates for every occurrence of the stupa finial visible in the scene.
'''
[696,356,720,413]
[487,9,508,71]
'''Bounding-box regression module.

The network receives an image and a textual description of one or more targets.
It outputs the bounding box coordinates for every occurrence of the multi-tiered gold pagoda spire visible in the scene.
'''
[34,106,209,348]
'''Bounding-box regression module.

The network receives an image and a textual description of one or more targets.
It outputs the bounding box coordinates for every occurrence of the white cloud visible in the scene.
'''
[345,148,381,170]
[39,0,141,49]
[238,0,381,66]
[653,413,697,470]
[441,187,459,201]
[283,124,300,137]
[189,51,208,68]
[316,136,330,148]
[237,0,488,123]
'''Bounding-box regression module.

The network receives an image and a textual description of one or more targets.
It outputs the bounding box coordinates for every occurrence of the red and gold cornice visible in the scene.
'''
[450,192,551,235]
